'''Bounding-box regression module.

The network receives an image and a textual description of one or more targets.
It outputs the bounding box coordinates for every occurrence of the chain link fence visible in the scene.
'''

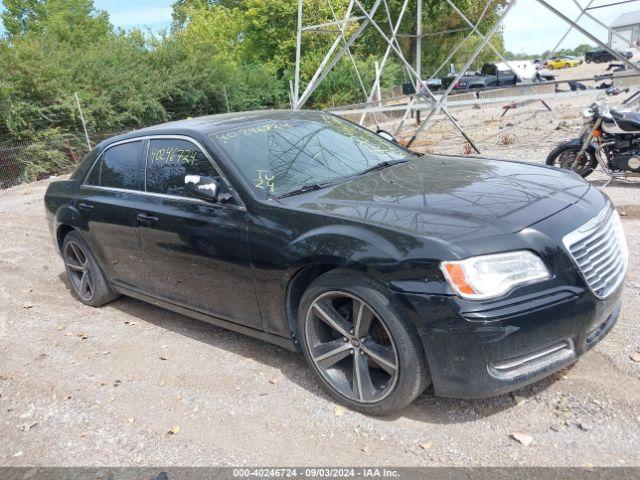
[0,130,127,189]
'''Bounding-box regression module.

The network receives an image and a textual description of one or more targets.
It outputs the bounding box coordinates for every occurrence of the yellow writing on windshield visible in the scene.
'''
[255,170,275,193]
[214,121,294,144]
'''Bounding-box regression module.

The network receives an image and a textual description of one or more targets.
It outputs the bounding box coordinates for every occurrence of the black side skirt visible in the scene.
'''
[112,283,298,352]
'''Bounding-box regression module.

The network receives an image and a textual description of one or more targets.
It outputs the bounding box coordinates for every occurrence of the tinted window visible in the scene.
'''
[481,64,496,75]
[85,154,101,186]
[73,148,100,183]
[90,141,144,190]
[146,139,220,197]
[209,113,413,197]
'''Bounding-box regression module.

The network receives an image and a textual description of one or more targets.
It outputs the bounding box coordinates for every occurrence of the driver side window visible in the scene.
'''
[146,138,221,198]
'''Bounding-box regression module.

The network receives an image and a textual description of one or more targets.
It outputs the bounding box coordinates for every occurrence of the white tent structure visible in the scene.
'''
[609,10,640,49]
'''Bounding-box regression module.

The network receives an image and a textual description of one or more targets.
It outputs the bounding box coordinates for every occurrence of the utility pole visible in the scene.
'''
[415,0,422,125]
[374,61,382,103]
[74,92,91,151]
[223,85,231,113]
[294,0,303,106]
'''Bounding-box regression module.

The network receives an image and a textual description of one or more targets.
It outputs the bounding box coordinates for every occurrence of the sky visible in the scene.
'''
[93,0,173,32]
[0,0,635,54]
[503,0,627,53]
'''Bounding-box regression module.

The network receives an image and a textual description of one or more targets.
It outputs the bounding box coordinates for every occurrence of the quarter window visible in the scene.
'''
[86,141,144,190]
[146,139,220,197]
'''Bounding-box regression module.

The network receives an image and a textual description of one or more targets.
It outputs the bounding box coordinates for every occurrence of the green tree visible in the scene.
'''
[1,0,46,38]
[171,0,245,29]
[1,0,111,44]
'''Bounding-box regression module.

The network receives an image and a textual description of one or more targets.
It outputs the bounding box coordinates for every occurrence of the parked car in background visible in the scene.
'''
[546,57,581,69]
[442,61,553,92]
[585,50,633,63]
[442,62,520,91]
[44,110,627,415]
[419,78,442,92]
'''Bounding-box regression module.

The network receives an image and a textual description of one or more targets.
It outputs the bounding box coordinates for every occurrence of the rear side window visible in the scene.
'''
[146,139,220,197]
[86,141,144,190]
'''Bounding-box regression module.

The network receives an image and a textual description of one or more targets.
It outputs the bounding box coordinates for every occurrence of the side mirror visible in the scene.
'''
[376,129,398,144]
[185,175,219,202]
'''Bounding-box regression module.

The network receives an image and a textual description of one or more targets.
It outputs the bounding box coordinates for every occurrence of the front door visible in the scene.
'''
[135,137,261,329]
[79,140,147,289]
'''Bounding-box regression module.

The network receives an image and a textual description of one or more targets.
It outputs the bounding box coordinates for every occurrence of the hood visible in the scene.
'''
[278,155,591,243]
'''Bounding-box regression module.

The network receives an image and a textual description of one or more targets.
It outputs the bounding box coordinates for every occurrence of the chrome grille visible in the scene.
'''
[563,204,628,299]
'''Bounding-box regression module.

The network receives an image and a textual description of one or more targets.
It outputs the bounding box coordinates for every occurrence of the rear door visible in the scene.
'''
[79,139,147,289]
[135,136,261,328]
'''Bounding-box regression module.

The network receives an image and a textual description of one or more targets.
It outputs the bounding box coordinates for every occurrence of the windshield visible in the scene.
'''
[209,113,413,197]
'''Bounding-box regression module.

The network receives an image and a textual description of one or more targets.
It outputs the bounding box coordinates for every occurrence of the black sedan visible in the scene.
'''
[585,49,633,64]
[44,110,628,415]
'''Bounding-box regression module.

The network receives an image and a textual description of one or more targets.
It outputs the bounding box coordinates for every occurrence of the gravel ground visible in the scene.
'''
[1,90,640,466]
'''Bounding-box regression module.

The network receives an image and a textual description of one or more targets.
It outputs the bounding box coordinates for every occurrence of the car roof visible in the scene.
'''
[97,109,328,149]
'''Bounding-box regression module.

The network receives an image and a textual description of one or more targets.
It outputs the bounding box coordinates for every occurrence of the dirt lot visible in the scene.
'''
[1,91,640,467]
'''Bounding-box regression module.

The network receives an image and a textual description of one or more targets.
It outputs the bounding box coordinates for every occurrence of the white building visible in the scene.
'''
[609,11,640,50]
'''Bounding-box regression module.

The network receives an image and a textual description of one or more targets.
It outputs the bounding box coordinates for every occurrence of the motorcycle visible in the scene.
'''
[546,97,640,185]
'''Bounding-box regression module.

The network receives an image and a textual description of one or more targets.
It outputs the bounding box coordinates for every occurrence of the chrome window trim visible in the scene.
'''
[79,184,247,210]
[80,134,246,211]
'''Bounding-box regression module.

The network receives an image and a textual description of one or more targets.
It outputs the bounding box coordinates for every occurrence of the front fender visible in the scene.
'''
[564,137,595,150]
[290,224,404,266]
[289,224,448,295]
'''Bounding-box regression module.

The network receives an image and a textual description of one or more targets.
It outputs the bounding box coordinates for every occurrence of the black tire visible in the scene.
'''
[62,231,120,307]
[297,269,430,416]
[546,143,597,178]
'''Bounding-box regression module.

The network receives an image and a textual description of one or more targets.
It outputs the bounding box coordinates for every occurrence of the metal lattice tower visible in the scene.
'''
[292,0,640,152]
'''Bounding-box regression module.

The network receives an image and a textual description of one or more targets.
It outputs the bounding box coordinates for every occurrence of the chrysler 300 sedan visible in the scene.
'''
[45,110,628,415]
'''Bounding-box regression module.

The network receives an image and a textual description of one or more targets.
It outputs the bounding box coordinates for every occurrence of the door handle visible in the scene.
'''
[78,202,94,212]
[136,213,158,226]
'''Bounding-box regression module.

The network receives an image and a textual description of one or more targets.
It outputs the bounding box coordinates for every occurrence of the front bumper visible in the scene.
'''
[401,283,623,399]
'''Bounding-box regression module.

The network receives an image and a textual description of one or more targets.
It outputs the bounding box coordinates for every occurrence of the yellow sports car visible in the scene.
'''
[546,57,582,69]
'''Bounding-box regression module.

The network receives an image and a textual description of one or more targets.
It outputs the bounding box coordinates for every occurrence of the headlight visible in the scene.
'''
[441,251,551,300]
[582,109,593,119]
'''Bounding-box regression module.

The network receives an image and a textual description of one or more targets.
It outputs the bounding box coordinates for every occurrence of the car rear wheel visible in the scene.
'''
[298,269,430,416]
[63,231,120,307]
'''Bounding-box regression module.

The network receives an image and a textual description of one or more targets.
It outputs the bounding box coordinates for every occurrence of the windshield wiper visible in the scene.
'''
[355,159,409,177]
[276,181,334,199]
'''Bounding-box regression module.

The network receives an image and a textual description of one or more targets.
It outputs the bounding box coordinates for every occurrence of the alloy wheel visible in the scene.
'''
[305,291,399,403]
[64,241,94,302]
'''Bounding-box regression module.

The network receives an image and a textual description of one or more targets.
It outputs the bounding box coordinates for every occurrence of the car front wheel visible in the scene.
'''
[298,269,430,415]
